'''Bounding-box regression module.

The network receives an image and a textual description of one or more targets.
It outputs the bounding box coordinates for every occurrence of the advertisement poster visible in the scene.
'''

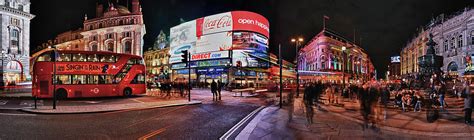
[232,32,268,53]
[192,32,233,54]
[232,50,268,67]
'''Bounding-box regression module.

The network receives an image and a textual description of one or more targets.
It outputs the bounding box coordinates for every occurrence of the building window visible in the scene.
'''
[18,5,23,11]
[124,41,132,54]
[11,29,19,38]
[107,42,114,52]
[89,25,93,30]
[444,40,448,51]
[458,35,463,48]
[11,18,20,26]
[451,37,455,49]
[91,44,98,51]
[107,34,114,39]
[471,31,474,45]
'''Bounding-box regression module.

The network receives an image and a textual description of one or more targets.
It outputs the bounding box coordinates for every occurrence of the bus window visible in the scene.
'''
[131,74,145,84]
[55,75,71,85]
[58,53,71,62]
[127,58,143,65]
[98,75,113,84]
[72,75,86,84]
[87,54,100,62]
[87,75,99,84]
[100,55,116,63]
[73,54,87,62]
[37,53,51,62]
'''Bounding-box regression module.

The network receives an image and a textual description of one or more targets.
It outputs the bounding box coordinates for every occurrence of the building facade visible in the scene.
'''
[144,31,171,82]
[0,0,34,86]
[32,0,145,58]
[387,56,401,81]
[401,8,474,78]
[298,29,375,84]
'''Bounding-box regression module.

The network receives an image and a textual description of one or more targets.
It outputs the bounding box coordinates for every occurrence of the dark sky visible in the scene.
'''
[30,0,473,77]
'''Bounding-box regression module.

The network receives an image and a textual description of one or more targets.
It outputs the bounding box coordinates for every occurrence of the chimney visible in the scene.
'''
[96,3,104,17]
[132,0,140,14]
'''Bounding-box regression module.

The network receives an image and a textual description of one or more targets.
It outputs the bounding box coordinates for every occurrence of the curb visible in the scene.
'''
[220,106,266,140]
[318,104,473,137]
[19,101,202,115]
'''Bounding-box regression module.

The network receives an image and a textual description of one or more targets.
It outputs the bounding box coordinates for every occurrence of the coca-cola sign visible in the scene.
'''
[203,15,232,31]
[197,12,233,37]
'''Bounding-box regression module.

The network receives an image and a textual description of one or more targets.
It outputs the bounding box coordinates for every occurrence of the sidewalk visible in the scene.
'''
[22,99,201,114]
[237,97,474,139]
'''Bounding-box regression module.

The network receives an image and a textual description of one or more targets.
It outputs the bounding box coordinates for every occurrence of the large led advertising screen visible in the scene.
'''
[169,11,270,64]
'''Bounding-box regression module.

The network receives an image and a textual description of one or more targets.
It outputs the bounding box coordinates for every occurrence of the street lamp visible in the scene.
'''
[291,37,303,97]
[341,46,346,88]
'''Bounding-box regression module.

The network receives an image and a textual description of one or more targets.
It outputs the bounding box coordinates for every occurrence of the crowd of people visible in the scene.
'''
[297,78,474,128]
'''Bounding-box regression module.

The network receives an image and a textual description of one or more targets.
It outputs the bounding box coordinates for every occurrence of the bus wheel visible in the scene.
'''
[55,88,68,99]
[123,88,133,97]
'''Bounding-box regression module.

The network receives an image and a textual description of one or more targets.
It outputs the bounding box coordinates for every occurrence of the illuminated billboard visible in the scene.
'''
[169,11,270,64]
[390,56,400,63]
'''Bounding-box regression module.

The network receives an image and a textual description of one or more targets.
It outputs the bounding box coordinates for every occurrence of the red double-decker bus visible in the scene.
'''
[31,50,146,98]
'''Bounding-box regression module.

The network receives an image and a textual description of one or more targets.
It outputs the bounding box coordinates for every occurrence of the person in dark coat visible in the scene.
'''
[303,83,315,126]
[211,80,217,101]
[217,80,223,101]
[463,80,472,125]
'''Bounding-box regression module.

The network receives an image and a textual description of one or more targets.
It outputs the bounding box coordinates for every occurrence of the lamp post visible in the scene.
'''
[291,37,303,97]
[342,46,346,88]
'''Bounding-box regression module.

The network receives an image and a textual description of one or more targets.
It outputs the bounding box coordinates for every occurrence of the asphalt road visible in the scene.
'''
[0,90,266,139]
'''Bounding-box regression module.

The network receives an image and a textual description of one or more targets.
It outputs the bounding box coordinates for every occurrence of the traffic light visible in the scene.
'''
[181,50,188,63]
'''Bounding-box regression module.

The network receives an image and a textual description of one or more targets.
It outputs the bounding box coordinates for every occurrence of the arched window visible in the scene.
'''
[91,44,98,51]
[107,42,114,52]
[458,35,463,48]
[124,41,132,54]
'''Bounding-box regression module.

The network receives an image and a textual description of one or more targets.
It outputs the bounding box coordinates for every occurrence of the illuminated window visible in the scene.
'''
[72,75,86,84]
[58,53,71,62]
[72,54,86,62]
[55,75,71,85]
[87,54,99,62]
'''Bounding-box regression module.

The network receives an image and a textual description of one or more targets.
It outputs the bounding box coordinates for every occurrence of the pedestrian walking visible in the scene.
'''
[217,80,222,101]
[303,84,315,126]
[462,80,472,125]
[211,80,217,101]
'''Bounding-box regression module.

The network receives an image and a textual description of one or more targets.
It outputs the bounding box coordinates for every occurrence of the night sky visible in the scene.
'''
[30,0,473,78]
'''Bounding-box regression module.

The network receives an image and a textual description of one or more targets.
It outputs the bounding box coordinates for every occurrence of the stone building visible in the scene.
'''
[298,29,375,84]
[144,30,171,82]
[401,7,474,78]
[0,0,34,86]
[32,0,145,57]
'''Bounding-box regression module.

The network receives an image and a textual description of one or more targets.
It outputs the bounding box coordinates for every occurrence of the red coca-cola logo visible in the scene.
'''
[204,15,232,31]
